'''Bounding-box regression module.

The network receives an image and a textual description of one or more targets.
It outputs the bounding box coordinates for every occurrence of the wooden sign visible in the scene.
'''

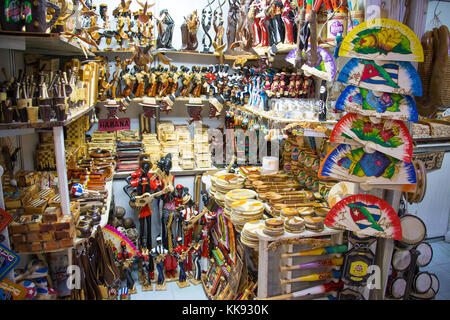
[98,118,131,132]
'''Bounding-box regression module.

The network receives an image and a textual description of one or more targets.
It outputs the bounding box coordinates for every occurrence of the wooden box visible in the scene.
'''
[43,240,60,251]
[30,242,43,252]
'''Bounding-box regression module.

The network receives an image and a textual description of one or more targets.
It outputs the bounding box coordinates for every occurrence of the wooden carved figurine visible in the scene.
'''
[181,11,199,51]
[151,236,168,290]
[156,9,175,50]
[201,0,215,53]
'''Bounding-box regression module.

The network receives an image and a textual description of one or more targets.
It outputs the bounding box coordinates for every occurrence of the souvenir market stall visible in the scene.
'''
[0,0,448,301]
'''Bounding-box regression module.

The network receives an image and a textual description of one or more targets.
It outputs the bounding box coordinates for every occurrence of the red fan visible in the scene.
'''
[325,194,402,240]
[330,113,413,163]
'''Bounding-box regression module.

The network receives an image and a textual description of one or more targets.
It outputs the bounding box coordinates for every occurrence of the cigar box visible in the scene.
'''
[24,198,48,214]
[26,215,43,232]
[54,216,72,231]
[41,232,55,241]
[55,230,72,240]
[39,223,56,232]
[4,198,22,210]
[30,242,43,252]
[60,238,74,248]
[13,242,29,252]
[42,207,60,223]
[10,234,26,243]
[26,232,42,242]
[48,194,61,206]
[33,188,55,200]
[8,217,29,234]
[43,240,60,251]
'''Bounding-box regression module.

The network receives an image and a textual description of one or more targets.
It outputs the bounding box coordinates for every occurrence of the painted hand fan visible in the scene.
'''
[339,18,424,62]
[334,85,418,122]
[286,46,337,82]
[102,225,138,257]
[318,144,417,190]
[330,113,413,162]
[338,58,422,96]
[324,194,402,240]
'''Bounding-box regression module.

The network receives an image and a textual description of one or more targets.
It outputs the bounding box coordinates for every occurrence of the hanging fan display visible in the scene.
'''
[102,225,138,257]
[324,194,402,240]
[330,113,413,162]
[334,85,418,122]
[318,144,417,190]
[338,18,424,62]
[286,46,337,82]
[338,58,422,96]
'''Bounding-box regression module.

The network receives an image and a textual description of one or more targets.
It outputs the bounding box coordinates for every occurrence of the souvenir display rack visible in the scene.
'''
[0,0,448,302]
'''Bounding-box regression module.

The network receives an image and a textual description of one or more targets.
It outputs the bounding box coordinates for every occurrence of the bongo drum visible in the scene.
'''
[430,273,440,294]
[410,288,436,300]
[415,242,433,267]
[413,272,432,294]
[398,215,426,247]
[389,277,407,299]
[392,249,411,272]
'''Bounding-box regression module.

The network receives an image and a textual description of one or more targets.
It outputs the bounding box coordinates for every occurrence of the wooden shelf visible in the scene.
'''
[227,102,337,126]
[0,105,94,130]
[256,227,343,242]
[0,31,93,56]
[113,166,219,179]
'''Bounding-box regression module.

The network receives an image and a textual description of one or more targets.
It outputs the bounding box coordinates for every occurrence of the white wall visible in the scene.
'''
[409,153,450,239]
[425,1,450,30]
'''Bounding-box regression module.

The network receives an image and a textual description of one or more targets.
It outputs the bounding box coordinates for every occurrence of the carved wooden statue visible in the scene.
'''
[156,9,175,50]
[181,10,199,51]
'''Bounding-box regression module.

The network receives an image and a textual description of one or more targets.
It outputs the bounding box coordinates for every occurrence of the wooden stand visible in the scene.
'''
[142,284,153,291]
[189,278,202,286]
[155,282,167,291]
[129,285,137,294]
[177,280,190,288]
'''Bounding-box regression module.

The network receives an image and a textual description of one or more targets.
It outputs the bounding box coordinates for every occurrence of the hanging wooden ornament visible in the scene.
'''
[334,85,418,122]
[318,144,417,191]
[330,113,413,162]
[286,46,337,82]
[338,58,422,96]
[324,194,402,240]
[338,18,424,62]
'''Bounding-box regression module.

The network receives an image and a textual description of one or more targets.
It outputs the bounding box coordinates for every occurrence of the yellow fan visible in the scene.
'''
[339,18,424,62]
